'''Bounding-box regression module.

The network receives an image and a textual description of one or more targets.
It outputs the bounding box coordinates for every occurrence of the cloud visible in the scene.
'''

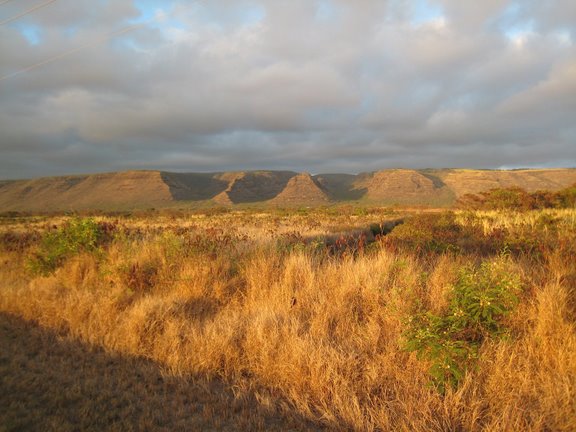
[498,60,576,115]
[432,0,509,31]
[0,0,575,179]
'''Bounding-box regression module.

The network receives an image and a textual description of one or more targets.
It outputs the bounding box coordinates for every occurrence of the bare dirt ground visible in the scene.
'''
[0,313,325,432]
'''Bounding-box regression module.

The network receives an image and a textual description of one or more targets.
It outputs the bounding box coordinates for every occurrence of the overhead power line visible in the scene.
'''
[0,22,146,82]
[0,0,57,26]
[0,1,204,82]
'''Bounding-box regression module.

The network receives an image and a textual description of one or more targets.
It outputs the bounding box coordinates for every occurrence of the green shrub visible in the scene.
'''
[404,255,522,393]
[28,218,105,275]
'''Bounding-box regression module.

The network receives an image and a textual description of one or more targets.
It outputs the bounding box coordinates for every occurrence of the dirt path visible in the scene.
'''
[0,313,325,432]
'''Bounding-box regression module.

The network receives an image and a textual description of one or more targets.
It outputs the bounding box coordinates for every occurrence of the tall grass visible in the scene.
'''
[0,209,575,430]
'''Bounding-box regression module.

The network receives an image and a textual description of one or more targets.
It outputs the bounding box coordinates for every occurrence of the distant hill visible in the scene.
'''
[436,169,576,197]
[351,169,456,206]
[0,168,575,212]
[269,173,331,205]
[0,171,174,212]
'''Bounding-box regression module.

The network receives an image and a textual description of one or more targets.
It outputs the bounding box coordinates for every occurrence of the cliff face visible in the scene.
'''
[1,168,575,211]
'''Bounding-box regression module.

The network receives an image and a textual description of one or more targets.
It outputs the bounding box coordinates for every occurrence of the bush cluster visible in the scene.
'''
[383,212,487,255]
[459,184,576,210]
[404,255,522,393]
[383,210,575,259]
[28,218,111,275]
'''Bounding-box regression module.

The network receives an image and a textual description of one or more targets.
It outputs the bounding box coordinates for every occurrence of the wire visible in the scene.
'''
[0,0,16,6]
[0,1,204,82]
[0,22,147,82]
[0,0,57,26]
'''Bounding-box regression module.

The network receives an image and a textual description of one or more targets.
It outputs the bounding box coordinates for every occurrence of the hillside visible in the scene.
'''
[269,173,331,205]
[0,171,174,212]
[437,169,576,197]
[351,169,456,206]
[0,168,575,211]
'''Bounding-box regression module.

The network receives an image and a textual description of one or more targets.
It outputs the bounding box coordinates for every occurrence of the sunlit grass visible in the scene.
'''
[0,208,575,431]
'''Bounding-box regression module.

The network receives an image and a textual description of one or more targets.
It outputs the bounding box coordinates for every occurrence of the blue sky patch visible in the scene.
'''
[315,0,339,21]
[410,0,444,26]
[12,23,41,45]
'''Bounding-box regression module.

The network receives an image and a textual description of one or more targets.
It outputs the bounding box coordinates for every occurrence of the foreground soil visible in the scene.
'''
[0,313,324,432]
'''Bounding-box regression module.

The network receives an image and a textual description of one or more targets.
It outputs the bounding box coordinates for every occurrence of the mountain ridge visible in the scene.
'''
[1,168,575,211]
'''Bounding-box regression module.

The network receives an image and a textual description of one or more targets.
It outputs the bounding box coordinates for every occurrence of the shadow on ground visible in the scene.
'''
[0,313,325,432]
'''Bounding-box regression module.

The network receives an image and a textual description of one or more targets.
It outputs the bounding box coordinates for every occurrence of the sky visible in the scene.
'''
[0,0,575,179]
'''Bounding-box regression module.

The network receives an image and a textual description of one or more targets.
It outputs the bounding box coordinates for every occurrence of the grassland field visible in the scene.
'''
[0,206,575,431]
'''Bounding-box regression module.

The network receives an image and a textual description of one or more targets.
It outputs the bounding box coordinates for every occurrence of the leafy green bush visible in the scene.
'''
[28,218,105,275]
[404,255,522,392]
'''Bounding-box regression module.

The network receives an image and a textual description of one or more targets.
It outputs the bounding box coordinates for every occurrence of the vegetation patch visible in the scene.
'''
[0,208,574,431]
[404,254,522,392]
[27,218,113,275]
[459,184,576,210]
[383,212,487,255]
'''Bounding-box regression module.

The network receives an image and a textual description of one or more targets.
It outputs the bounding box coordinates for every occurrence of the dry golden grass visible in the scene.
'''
[1,208,575,431]
[455,208,576,235]
[0,312,323,432]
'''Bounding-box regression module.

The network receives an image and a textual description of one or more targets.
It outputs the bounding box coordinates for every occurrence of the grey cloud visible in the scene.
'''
[515,0,576,34]
[497,60,576,114]
[1,0,575,179]
[432,0,509,31]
